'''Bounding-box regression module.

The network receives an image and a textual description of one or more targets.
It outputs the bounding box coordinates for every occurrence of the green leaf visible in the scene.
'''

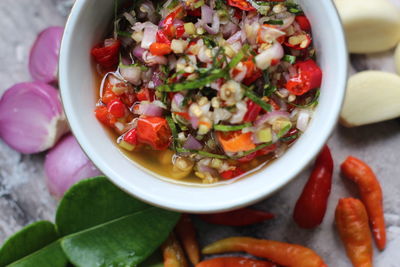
[56,177,150,236]
[61,208,179,267]
[1,177,180,267]
[8,242,68,267]
[0,221,67,267]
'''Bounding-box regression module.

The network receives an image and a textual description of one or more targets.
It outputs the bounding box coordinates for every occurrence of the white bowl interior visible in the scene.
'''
[60,0,347,213]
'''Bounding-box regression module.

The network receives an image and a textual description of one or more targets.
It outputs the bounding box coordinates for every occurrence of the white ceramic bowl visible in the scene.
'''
[60,0,347,213]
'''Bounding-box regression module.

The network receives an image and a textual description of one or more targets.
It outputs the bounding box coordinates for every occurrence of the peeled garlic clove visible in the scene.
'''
[340,71,400,127]
[395,43,400,74]
[334,0,400,53]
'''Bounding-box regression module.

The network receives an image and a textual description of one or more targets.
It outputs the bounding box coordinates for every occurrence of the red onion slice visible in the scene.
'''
[0,82,69,154]
[140,22,158,49]
[45,134,101,198]
[183,135,203,150]
[134,101,164,116]
[227,31,243,44]
[119,66,142,85]
[29,26,64,84]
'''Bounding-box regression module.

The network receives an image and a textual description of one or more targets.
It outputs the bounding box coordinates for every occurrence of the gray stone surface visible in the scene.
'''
[0,1,399,266]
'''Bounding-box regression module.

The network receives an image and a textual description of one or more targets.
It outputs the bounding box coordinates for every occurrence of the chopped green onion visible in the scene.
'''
[197,151,228,159]
[166,116,178,149]
[176,147,228,159]
[277,123,292,138]
[117,31,132,37]
[228,47,246,69]
[288,7,303,14]
[157,69,228,92]
[287,89,320,108]
[244,89,272,112]
[264,84,277,97]
[267,20,284,25]
[280,133,300,142]
[214,123,252,132]
[231,142,273,159]
[283,55,296,64]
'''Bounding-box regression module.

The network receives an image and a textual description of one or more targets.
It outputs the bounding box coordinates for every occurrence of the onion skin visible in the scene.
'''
[0,82,69,154]
[44,134,101,198]
[29,26,64,84]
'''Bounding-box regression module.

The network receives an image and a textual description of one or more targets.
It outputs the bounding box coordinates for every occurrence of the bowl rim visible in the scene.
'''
[59,0,348,213]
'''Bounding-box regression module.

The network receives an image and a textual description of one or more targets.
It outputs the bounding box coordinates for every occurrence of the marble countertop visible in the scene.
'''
[0,1,399,266]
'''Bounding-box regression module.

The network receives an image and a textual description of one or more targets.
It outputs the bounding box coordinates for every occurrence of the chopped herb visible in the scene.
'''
[117,31,132,37]
[277,123,292,139]
[264,84,277,97]
[287,89,320,108]
[228,45,248,69]
[267,20,284,25]
[197,150,228,159]
[202,36,217,48]
[214,123,252,132]
[231,142,273,159]
[166,116,178,149]
[283,55,296,64]
[176,148,228,159]
[244,88,272,112]
[167,0,179,9]
[280,132,300,142]
[157,69,228,92]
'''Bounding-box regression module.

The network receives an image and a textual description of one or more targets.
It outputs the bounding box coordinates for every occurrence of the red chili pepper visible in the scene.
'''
[176,24,185,38]
[174,112,191,121]
[199,208,275,226]
[227,0,256,11]
[284,33,312,50]
[243,100,262,122]
[94,106,116,127]
[176,215,200,265]
[107,99,126,118]
[187,8,201,17]
[123,128,137,146]
[91,38,121,68]
[293,145,333,229]
[136,88,155,101]
[220,167,245,180]
[241,59,263,85]
[120,92,136,107]
[150,42,172,56]
[237,144,277,163]
[156,30,171,45]
[285,59,322,96]
[136,116,171,150]
[162,6,184,38]
[281,128,299,145]
[295,16,311,31]
[196,257,277,267]
[341,156,386,251]
[202,237,328,267]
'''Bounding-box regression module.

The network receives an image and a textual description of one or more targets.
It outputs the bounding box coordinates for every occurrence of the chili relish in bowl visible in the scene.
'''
[92,0,322,184]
